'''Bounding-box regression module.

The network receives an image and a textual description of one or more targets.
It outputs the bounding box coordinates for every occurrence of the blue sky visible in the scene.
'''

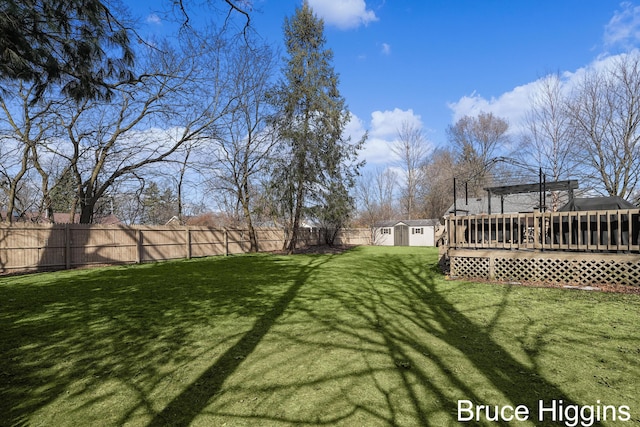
[129,0,640,168]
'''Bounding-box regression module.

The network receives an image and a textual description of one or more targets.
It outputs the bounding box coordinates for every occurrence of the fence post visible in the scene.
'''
[224,229,229,256]
[65,224,71,270]
[136,229,142,263]
[185,227,191,259]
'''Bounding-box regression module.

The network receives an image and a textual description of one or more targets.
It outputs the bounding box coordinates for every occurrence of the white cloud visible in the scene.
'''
[358,108,424,165]
[604,1,640,49]
[145,14,162,25]
[343,113,367,143]
[448,50,640,141]
[370,108,423,138]
[307,0,378,30]
[381,43,391,55]
[343,112,386,164]
[361,136,395,165]
[447,83,536,134]
[446,2,640,136]
[447,50,640,137]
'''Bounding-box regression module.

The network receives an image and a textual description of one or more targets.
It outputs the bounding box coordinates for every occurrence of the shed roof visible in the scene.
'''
[374,219,440,228]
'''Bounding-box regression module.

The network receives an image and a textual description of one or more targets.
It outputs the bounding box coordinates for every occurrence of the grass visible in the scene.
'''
[1,246,639,426]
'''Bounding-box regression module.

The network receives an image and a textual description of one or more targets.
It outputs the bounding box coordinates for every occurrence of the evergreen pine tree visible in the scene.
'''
[270,1,364,253]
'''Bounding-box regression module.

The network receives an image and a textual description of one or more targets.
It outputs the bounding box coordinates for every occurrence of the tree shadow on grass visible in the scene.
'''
[0,253,329,426]
[249,248,612,426]
[1,248,632,426]
[351,251,612,425]
[146,254,332,426]
[356,257,583,425]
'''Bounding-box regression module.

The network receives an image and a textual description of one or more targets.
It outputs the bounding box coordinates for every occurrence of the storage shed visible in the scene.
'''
[373,219,440,246]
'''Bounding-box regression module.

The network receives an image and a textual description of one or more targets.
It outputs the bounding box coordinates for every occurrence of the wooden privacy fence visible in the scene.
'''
[446,208,640,252]
[0,224,371,274]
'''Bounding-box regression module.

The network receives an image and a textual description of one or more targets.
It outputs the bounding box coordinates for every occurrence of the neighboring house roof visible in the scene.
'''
[52,213,79,223]
[94,214,123,225]
[559,196,636,212]
[251,220,283,229]
[165,215,181,225]
[51,213,124,224]
[0,211,41,222]
[374,219,440,228]
[1,211,121,224]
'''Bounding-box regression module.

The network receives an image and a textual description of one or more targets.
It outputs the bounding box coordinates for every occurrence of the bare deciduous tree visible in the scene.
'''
[447,112,509,197]
[209,41,277,251]
[566,53,640,199]
[375,167,398,220]
[420,147,457,220]
[393,121,430,219]
[355,167,398,226]
[0,82,59,222]
[50,34,235,223]
[521,73,576,210]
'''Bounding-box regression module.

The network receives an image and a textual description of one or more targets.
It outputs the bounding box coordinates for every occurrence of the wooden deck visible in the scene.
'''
[446,209,640,253]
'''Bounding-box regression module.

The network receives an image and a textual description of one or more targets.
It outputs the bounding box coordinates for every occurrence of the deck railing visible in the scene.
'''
[446,209,640,253]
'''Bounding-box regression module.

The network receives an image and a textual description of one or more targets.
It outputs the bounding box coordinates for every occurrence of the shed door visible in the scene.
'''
[394,224,409,246]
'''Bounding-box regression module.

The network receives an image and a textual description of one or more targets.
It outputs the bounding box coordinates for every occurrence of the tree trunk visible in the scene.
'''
[5,144,31,223]
[5,186,17,223]
[239,170,258,252]
[247,221,258,253]
[242,200,258,252]
[287,177,305,255]
[79,199,94,223]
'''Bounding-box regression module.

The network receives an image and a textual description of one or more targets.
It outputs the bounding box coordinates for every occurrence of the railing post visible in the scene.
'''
[534,211,540,250]
[488,215,493,247]
[617,211,622,252]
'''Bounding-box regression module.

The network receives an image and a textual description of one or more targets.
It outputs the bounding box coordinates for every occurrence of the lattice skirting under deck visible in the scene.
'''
[449,249,640,286]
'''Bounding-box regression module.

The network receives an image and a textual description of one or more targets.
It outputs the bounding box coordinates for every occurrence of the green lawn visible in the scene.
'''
[1,246,639,426]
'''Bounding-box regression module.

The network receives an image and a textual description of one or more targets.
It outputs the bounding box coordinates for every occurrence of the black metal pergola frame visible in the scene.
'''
[484,179,578,214]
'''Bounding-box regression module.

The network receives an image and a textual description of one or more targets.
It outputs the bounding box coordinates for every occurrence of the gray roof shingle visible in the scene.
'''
[374,219,440,228]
